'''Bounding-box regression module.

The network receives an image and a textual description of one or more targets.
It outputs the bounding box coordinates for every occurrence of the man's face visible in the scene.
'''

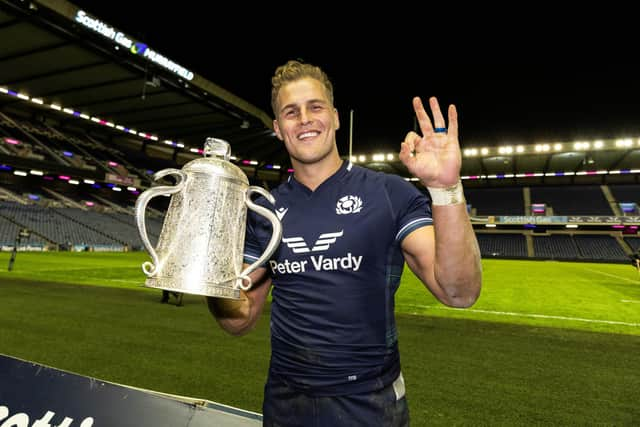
[273,77,340,166]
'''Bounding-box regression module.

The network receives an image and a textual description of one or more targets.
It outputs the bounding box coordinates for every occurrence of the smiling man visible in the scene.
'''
[207,60,482,427]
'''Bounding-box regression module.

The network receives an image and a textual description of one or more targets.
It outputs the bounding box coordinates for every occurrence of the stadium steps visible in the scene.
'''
[50,209,126,246]
[0,210,55,246]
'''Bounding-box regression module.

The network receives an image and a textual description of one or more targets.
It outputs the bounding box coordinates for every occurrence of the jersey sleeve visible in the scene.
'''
[385,174,433,244]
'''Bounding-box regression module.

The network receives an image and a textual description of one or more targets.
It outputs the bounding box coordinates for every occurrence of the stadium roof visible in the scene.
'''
[0,0,290,176]
[1,0,638,188]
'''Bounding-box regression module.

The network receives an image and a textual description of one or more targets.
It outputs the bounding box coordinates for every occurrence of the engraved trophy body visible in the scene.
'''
[135,138,282,299]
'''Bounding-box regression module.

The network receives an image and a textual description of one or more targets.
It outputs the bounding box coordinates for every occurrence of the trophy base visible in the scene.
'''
[144,277,241,300]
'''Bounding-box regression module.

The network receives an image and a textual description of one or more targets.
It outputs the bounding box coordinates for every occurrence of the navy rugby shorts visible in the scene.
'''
[262,372,409,427]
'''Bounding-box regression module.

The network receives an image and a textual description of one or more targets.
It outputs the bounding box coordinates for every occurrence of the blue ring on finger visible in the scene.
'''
[434,127,447,133]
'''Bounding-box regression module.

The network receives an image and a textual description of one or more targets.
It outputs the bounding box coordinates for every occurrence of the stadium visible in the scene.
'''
[0,1,638,426]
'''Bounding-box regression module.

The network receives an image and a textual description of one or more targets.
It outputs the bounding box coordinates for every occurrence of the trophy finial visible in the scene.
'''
[204,137,231,160]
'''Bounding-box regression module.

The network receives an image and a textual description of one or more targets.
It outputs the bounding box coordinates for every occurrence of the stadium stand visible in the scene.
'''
[0,0,638,263]
[529,185,614,216]
[465,187,525,216]
[476,233,528,258]
[533,235,581,260]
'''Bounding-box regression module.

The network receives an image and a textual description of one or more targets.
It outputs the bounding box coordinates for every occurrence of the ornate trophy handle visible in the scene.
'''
[135,168,187,276]
[237,186,282,290]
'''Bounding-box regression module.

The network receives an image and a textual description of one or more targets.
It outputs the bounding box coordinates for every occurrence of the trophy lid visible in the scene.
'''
[182,137,249,184]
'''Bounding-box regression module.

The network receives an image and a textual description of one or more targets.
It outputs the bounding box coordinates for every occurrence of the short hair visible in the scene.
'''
[270,60,334,115]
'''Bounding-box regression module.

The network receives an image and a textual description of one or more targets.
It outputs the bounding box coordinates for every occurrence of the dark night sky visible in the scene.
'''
[69,2,640,156]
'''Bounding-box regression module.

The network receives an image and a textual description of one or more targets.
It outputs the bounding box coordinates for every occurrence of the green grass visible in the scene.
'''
[1,252,639,426]
[399,259,640,335]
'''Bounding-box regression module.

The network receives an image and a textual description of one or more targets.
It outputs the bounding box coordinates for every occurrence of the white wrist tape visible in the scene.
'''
[427,180,465,206]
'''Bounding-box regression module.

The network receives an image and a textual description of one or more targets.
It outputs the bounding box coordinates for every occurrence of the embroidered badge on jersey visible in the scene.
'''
[336,195,363,215]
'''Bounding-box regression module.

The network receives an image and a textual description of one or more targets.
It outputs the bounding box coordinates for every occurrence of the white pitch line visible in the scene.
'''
[106,279,143,284]
[404,305,640,327]
[621,300,640,304]
[580,267,640,284]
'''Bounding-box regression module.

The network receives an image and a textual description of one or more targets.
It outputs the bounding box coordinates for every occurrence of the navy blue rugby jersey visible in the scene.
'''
[244,161,432,396]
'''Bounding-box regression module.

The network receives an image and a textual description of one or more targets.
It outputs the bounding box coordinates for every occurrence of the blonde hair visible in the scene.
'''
[270,60,334,115]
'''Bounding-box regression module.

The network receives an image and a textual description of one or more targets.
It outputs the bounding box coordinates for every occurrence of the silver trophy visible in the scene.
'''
[135,138,282,299]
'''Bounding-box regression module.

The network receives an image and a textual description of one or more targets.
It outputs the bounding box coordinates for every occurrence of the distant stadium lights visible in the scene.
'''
[17,93,29,101]
[69,179,80,185]
[13,170,27,176]
[2,82,639,180]
[84,179,95,184]
[615,138,633,147]
[29,170,43,176]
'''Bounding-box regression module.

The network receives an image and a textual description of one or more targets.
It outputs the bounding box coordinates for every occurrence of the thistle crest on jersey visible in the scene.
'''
[336,195,363,215]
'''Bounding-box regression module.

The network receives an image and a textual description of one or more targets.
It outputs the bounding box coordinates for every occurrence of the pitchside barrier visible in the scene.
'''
[0,354,262,426]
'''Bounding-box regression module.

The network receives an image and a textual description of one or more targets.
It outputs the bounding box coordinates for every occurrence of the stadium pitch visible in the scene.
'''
[0,252,638,426]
